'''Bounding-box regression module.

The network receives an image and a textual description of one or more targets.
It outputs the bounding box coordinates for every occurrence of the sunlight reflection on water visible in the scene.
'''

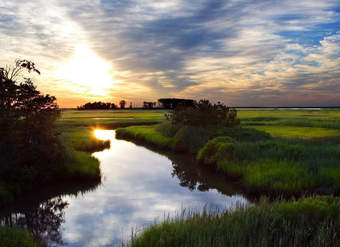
[2,130,250,247]
[93,129,113,141]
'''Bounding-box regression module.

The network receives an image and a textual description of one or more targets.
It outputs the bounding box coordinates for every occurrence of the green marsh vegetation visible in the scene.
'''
[117,106,340,196]
[126,196,340,247]
[0,226,38,247]
[116,104,340,245]
[2,68,340,247]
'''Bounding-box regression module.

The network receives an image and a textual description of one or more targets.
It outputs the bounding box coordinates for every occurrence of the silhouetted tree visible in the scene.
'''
[158,98,195,109]
[119,100,126,109]
[143,101,156,109]
[168,99,240,127]
[0,60,63,191]
[77,101,117,110]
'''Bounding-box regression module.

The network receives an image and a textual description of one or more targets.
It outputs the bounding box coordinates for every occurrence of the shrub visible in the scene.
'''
[169,100,240,127]
[197,136,235,165]
[173,126,211,153]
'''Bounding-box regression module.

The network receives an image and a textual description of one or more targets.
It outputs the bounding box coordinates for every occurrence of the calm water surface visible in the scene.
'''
[1,130,249,247]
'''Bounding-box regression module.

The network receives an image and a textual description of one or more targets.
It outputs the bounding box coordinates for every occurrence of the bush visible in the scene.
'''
[173,126,211,153]
[169,99,240,127]
[197,136,235,165]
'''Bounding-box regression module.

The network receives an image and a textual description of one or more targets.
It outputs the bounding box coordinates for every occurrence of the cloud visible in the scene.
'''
[0,0,339,106]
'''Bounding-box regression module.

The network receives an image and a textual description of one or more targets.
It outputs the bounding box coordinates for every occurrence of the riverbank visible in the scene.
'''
[3,109,340,246]
[0,128,106,207]
[127,196,340,247]
[116,119,340,196]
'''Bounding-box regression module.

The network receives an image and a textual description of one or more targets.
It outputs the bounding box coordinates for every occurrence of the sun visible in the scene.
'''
[55,44,116,96]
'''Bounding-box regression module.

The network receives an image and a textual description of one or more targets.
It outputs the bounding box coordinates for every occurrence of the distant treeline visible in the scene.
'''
[158,98,195,109]
[77,98,197,110]
[77,101,118,110]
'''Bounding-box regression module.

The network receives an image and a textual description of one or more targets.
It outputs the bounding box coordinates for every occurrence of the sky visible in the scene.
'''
[0,0,340,107]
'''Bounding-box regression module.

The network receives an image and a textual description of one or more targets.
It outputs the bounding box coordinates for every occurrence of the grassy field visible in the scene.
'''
[58,109,165,128]
[239,109,340,137]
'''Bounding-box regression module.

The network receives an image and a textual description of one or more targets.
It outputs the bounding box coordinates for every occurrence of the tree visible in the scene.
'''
[168,99,240,127]
[77,101,117,110]
[158,98,195,109]
[0,60,63,186]
[119,100,126,109]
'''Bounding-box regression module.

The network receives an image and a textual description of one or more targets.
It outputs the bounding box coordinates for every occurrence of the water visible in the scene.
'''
[1,130,249,247]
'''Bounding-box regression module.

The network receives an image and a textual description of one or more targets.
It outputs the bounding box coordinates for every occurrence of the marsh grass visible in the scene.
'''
[126,196,340,247]
[250,126,340,139]
[0,227,38,247]
[61,127,110,152]
[58,109,165,128]
[117,125,173,149]
[197,136,340,194]
[117,119,340,195]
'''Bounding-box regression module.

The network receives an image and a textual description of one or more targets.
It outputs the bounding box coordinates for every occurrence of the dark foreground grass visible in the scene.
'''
[0,227,39,247]
[126,196,340,247]
[58,127,109,181]
[0,127,107,208]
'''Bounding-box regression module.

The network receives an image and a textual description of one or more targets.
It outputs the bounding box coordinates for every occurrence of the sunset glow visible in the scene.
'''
[55,45,116,96]
[0,0,339,107]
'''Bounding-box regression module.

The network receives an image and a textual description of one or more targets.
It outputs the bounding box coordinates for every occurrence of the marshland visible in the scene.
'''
[2,94,340,246]
[1,1,340,246]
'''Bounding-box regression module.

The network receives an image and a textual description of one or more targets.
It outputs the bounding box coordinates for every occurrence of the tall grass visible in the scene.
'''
[117,122,270,154]
[126,196,340,247]
[197,136,340,194]
[0,227,39,247]
[116,122,340,194]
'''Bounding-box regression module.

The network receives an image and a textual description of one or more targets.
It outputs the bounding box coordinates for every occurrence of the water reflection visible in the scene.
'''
[1,130,249,247]
[1,197,67,247]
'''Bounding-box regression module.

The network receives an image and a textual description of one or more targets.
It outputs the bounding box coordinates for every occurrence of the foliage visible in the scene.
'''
[173,125,211,153]
[0,60,61,159]
[197,136,235,165]
[127,196,340,247]
[0,227,39,247]
[0,60,65,206]
[158,98,195,109]
[168,99,240,127]
[77,101,117,110]
[120,100,127,109]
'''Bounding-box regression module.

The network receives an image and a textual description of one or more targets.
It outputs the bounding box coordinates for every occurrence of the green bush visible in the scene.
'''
[197,136,235,165]
[169,100,240,127]
[173,126,211,153]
